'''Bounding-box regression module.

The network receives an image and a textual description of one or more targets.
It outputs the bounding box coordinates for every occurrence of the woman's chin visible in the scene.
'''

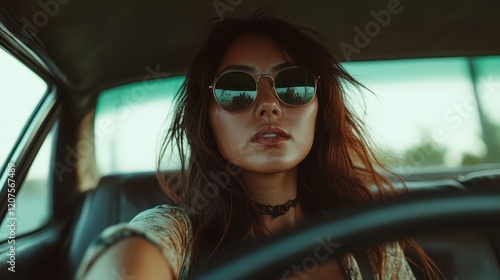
[241,160,299,174]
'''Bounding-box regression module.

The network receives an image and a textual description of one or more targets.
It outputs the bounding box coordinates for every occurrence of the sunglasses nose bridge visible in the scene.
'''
[255,74,276,95]
[253,74,282,119]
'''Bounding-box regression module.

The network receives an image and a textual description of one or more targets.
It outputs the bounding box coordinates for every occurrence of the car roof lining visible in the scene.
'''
[1,0,500,99]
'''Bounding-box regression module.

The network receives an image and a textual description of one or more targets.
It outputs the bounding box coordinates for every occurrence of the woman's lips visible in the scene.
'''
[251,126,290,145]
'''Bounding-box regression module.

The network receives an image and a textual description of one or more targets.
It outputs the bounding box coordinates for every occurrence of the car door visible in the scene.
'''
[0,8,80,279]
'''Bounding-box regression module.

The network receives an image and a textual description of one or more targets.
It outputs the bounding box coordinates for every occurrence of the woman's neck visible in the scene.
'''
[240,167,304,233]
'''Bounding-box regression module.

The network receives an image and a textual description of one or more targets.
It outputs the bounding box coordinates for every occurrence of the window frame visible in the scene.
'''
[0,42,60,234]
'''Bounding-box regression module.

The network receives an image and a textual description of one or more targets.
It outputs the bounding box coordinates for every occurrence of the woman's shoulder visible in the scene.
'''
[129,204,193,277]
[130,204,192,234]
[76,204,193,279]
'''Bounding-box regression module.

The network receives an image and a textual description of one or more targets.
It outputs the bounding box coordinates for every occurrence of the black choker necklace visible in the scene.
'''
[254,197,299,218]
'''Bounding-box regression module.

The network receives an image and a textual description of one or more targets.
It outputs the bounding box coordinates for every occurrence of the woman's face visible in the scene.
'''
[209,34,318,174]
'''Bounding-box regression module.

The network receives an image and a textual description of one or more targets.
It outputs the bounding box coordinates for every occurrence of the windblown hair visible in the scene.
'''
[158,11,442,279]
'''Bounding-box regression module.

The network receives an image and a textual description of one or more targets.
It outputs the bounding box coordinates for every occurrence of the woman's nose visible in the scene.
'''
[254,78,282,119]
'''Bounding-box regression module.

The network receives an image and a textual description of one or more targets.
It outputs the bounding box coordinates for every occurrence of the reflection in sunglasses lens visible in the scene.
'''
[214,69,315,111]
[275,69,315,105]
[215,72,256,111]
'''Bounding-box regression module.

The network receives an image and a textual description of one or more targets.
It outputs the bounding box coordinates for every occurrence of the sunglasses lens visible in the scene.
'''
[214,72,257,111]
[275,68,316,105]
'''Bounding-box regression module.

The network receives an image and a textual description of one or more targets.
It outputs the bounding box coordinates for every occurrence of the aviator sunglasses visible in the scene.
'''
[209,68,320,111]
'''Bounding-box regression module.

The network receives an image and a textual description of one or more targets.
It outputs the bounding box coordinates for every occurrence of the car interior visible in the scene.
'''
[1,0,500,279]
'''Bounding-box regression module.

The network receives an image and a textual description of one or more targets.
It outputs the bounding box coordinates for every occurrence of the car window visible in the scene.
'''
[95,77,185,174]
[0,47,48,169]
[0,123,55,241]
[94,56,500,175]
[343,56,500,169]
[475,56,500,157]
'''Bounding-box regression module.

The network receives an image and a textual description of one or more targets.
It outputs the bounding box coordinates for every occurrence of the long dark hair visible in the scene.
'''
[158,11,442,279]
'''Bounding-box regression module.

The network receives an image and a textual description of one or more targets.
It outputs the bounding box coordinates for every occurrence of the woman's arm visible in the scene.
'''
[77,205,191,279]
[82,237,176,280]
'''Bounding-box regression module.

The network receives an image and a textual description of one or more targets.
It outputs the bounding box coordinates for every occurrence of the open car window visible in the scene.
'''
[0,47,48,169]
[0,124,55,241]
[94,76,185,174]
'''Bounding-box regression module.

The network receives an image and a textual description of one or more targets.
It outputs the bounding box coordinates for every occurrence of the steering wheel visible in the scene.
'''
[190,189,500,280]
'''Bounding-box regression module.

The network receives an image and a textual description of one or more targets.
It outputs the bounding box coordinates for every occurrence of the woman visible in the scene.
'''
[77,12,442,280]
